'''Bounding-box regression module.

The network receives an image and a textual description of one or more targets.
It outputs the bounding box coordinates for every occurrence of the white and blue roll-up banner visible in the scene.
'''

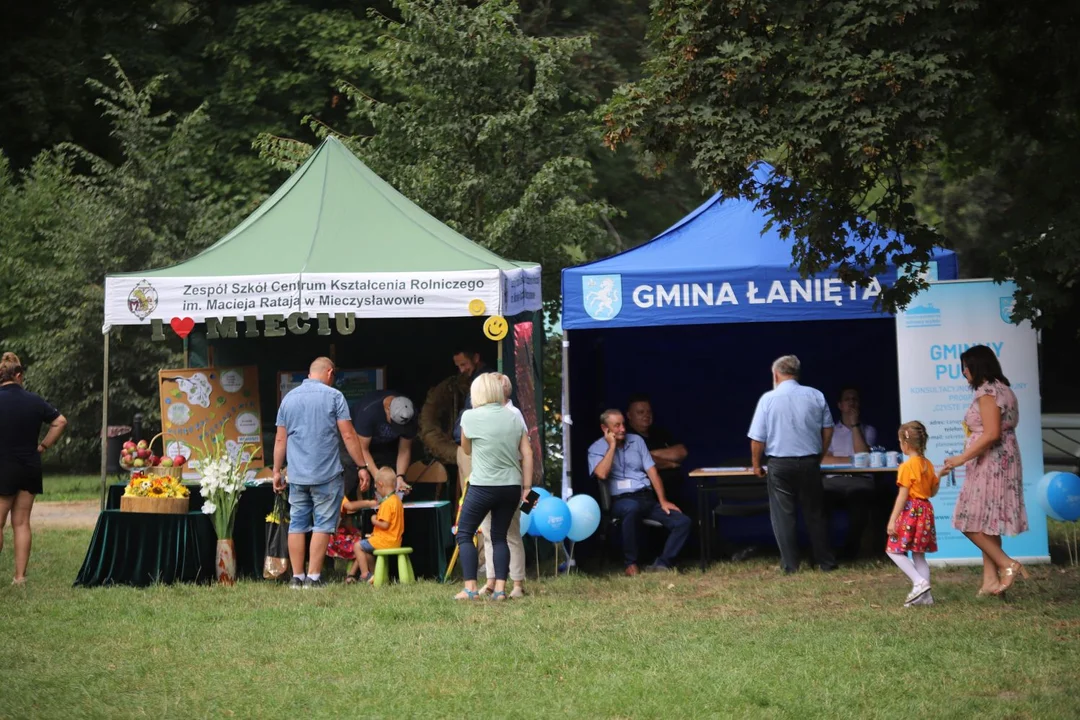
[896,280,1048,564]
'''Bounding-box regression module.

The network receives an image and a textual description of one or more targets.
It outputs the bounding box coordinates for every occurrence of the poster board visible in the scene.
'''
[158,366,264,469]
[896,280,1047,564]
[277,368,386,406]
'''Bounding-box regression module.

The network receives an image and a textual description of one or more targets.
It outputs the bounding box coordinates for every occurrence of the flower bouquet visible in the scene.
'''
[119,471,191,514]
[195,434,261,584]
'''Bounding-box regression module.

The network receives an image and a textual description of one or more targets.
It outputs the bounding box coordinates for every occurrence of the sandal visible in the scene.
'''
[454,588,481,601]
[490,590,509,601]
[995,562,1029,594]
[477,584,495,597]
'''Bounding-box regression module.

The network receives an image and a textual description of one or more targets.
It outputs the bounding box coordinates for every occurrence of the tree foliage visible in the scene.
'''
[604,0,1080,326]
[257,0,615,310]
[0,58,239,469]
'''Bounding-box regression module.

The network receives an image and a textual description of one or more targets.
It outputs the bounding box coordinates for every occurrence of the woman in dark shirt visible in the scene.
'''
[0,352,67,584]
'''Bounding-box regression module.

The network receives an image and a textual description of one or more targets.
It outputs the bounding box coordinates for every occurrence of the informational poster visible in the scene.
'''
[896,280,1048,564]
[158,366,264,469]
[277,368,385,406]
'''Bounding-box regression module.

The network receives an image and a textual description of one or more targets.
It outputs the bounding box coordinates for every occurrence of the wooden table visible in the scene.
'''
[690,465,898,572]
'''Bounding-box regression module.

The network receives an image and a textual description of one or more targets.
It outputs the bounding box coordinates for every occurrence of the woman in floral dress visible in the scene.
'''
[944,345,1029,597]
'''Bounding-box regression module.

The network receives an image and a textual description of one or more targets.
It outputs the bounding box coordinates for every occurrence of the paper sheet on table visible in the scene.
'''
[403,500,450,509]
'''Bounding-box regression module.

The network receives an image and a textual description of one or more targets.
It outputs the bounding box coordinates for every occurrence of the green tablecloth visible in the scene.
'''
[76,485,452,586]
[74,510,215,586]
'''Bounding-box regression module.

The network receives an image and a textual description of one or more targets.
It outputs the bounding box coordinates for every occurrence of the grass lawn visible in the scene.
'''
[2,528,1078,718]
[40,474,108,502]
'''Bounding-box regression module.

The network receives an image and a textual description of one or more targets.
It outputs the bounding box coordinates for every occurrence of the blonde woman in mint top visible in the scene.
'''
[454,373,533,601]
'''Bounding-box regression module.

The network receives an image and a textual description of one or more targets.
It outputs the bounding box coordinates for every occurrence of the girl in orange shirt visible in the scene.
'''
[886,421,939,607]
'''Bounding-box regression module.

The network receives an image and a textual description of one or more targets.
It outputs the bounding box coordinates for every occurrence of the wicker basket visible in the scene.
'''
[145,465,184,479]
[119,495,190,514]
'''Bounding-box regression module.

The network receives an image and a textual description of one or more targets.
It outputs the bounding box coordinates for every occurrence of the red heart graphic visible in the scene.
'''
[170,317,195,339]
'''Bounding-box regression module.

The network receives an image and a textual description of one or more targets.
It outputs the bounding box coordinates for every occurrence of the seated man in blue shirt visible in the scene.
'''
[588,409,692,576]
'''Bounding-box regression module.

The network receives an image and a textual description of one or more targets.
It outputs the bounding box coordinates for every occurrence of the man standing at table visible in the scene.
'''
[590,409,691,576]
[274,357,368,589]
[748,355,837,574]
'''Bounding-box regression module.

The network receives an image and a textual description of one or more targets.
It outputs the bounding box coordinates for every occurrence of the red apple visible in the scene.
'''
[137,448,151,460]
[172,455,186,467]
[123,441,136,452]
[136,440,148,451]
[149,454,160,466]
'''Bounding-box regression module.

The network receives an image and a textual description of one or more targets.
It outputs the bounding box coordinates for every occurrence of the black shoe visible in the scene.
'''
[288,577,305,590]
[304,577,327,590]
[645,562,675,573]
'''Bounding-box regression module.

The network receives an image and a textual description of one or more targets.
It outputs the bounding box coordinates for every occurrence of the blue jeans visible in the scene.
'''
[289,476,345,534]
[611,492,692,567]
[455,484,520,581]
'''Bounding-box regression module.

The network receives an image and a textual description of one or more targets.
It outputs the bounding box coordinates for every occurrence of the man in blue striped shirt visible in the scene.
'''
[748,355,837,574]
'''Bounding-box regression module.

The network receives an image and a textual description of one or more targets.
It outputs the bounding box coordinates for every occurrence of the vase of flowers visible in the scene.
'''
[195,434,260,585]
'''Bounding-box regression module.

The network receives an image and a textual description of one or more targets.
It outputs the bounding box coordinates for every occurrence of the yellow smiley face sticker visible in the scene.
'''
[468,298,486,316]
[483,315,508,341]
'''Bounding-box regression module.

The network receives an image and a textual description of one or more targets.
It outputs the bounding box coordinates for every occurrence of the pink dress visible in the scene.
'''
[951,380,1028,535]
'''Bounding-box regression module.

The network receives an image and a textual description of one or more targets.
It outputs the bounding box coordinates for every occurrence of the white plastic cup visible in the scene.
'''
[870,451,885,468]
[853,452,870,468]
[886,451,899,468]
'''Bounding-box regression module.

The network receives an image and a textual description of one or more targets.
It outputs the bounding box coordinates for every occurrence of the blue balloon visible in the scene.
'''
[566,493,601,542]
[531,496,572,542]
[532,487,552,500]
[1044,471,1080,522]
[1038,472,1066,521]
[518,508,531,537]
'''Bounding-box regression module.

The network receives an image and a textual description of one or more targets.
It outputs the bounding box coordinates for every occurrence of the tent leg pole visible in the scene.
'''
[497,335,504,373]
[561,331,571,499]
[99,330,110,512]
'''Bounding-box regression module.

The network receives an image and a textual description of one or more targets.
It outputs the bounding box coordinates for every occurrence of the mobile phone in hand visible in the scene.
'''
[520,489,540,513]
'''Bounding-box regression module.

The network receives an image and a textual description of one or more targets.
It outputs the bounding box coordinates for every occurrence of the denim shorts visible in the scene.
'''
[358,538,375,554]
[289,477,345,534]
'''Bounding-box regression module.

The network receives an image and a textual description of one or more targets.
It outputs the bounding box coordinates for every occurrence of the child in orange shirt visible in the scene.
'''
[887,421,940,607]
[352,467,405,584]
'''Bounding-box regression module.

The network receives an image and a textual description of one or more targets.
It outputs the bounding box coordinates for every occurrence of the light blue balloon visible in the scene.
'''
[1045,471,1080,522]
[566,493,601,542]
[532,496,572,542]
[1038,472,1067,522]
[532,487,552,500]
[518,509,531,537]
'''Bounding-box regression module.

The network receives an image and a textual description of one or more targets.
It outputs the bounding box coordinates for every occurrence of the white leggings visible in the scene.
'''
[888,552,930,586]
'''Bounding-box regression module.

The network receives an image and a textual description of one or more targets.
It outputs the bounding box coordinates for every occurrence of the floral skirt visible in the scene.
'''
[327,526,360,560]
[886,498,937,554]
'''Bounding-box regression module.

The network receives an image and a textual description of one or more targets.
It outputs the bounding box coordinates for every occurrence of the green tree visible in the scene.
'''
[257,0,614,307]
[0,58,239,469]
[603,0,1080,327]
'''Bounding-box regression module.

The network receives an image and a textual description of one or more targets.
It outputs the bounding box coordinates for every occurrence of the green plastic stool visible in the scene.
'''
[372,547,415,587]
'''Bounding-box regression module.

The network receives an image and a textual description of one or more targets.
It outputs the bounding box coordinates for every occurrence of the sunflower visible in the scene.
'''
[149,485,167,497]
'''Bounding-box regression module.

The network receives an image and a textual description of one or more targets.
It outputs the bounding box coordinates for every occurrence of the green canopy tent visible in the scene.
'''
[100,137,543,498]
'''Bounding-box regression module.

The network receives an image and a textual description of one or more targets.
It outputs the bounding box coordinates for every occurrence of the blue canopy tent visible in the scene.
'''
[560,170,958,520]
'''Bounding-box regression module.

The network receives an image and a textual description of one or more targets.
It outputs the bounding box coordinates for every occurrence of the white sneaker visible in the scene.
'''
[904,581,931,604]
[904,591,934,608]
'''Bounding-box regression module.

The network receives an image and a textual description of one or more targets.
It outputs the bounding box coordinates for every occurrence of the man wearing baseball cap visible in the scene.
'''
[350,389,418,495]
